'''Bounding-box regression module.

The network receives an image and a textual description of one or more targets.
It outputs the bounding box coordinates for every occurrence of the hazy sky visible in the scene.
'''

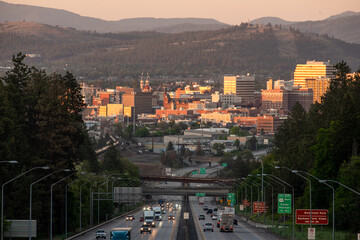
[5,0,360,24]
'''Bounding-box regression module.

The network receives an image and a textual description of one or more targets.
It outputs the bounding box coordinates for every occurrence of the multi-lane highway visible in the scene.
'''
[70,162,284,240]
[72,202,181,240]
[190,198,283,240]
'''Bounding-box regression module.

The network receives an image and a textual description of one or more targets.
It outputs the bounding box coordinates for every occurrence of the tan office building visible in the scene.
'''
[294,61,335,87]
[305,77,331,103]
[223,75,255,105]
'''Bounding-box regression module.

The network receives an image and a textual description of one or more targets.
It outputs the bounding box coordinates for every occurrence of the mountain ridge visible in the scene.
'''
[0,1,229,33]
[1,22,359,80]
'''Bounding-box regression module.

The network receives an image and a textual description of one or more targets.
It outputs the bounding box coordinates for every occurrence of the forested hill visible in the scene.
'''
[1,21,360,80]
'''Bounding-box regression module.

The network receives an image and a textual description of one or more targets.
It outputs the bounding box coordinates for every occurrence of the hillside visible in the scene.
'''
[1,22,360,81]
[289,14,360,44]
[0,1,228,33]
[249,17,294,26]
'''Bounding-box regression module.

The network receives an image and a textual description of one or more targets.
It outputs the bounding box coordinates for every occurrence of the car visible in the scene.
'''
[213,208,218,212]
[211,214,217,220]
[206,209,213,214]
[125,215,135,221]
[96,229,106,239]
[140,224,152,234]
[168,215,175,220]
[203,206,208,211]
[139,217,144,222]
[203,222,214,232]
[198,214,205,220]
[233,218,238,225]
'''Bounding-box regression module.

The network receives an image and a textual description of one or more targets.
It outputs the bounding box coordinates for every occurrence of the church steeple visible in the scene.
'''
[140,72,144,90]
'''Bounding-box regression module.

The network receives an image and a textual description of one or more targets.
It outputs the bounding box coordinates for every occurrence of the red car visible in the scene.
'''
[139,216,144,222]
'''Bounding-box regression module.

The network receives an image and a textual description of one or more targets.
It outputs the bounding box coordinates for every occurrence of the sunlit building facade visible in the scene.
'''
[294,60,335,87]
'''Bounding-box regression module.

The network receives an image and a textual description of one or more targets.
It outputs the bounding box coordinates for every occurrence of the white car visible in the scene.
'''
[211,214,217,220]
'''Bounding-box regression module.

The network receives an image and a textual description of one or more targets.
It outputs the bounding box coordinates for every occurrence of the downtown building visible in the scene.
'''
[294,60,335,87]
[223,74,255,106]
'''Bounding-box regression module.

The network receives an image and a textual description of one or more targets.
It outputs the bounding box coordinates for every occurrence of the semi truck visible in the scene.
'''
[218,207,235,232]
[110,227,131,240]
[198,197,204,205]
[143,210,156,227]
[153,206,162,220]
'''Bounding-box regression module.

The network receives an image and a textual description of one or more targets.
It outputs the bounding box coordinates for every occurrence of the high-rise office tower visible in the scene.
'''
[224,74,255,105]
[294,60,335,87]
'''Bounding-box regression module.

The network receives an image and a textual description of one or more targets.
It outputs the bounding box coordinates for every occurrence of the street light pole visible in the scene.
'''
[50,172,76,240]
[29,169,69,240]
[320,180,360,195]
[65,173,85,238]
[0,161,18,164]
[1,166,49,240]
[276,166,313,228]
[256,174,274,227]
[240,180,253,215]
[267,174,295,240]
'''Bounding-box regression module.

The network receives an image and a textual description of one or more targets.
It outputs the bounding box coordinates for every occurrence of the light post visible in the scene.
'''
[0,161,18,164]
[111,178,123,201]
[241,179,253,215]
[90,176,107,227]
[78,173,96,232]
[50,172,77,240]
[247,175,260,201]
[267,173,295,240]
[276,166,313,228]
[106,173,123,192]
[319,179,360,240]
[247,176,262,219]
[65,172,85,238]
[2,166,49,240]
[256,174,274,227]
[319,180,360,195]
[29,169,70,240]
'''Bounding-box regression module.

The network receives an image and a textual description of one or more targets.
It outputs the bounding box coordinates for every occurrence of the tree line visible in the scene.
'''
[0,54,139,238]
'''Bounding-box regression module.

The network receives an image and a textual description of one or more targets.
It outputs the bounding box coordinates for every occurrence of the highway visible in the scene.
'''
[71,162,283,240]
[72,202,181,240]
[190,198,283,240]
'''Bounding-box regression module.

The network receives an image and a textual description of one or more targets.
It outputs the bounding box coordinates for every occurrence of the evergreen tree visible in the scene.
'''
[102,144,124,172]
[195,141,204,156]
[166,141,174,151]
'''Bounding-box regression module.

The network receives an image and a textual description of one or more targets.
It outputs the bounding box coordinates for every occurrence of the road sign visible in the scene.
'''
[243,199,251,207]
[196,193,205,197]
[227,193,236,204]
[184,212,189,219]
[308,228,315,240]
[296,209,329,225]
[358,233,360,240]
[240,205,244,211]
[253,202,267,213]
[192,171,198,175]
[222,163,227,167]
[200,168,206,174]
[278,194,292,213]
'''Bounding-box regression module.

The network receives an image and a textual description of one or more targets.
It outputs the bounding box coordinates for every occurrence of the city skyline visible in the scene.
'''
[4,0,360,25]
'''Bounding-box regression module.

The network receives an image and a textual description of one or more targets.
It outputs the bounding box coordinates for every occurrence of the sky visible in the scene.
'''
[5,0,360,24]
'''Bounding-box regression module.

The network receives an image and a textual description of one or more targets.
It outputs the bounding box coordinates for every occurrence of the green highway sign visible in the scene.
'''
[196,193,206,197]
[227,193,236,204]
[222,163,228,168]
[278,194,292,213]
[200,168,206,174]
[192,171,198,175]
